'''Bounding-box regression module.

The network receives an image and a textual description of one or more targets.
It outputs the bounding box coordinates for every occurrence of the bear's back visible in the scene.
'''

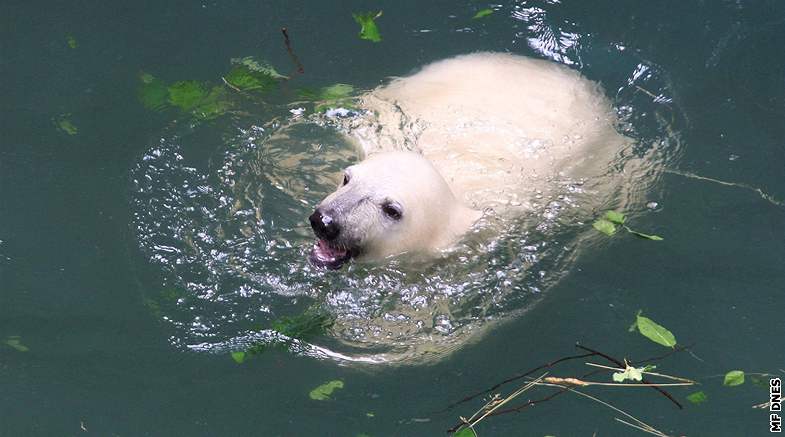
[356,53,629,212]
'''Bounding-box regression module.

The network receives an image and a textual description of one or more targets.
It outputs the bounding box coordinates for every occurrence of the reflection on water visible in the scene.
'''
[513,3,583,66]
[130,3,684,365]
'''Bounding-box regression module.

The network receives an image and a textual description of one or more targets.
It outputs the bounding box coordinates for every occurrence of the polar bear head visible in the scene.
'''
[308,151,481,269]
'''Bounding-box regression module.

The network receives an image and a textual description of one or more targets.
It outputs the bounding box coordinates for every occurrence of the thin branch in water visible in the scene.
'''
[664,169,784,207]
[448,374,549,434]
[541,382,674,437]
[576,344,683,409]
[631,343,695,365]
[442,351,596,411]
[458,368,607,423]
[222,77,246,94]
[281,27,304,76]
[615,418,671,437]
[585,362,697,384]
[544,376,694,388]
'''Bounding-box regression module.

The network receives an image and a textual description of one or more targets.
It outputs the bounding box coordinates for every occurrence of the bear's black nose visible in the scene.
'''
[309,208,340,241]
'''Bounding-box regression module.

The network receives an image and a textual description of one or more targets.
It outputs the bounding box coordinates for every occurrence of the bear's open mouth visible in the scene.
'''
[309,239,354,270]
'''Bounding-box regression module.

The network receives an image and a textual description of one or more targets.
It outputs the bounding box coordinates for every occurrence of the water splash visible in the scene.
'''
[130,5,684,365]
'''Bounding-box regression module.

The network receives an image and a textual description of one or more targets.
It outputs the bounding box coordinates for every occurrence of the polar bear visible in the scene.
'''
[309,52,628,269]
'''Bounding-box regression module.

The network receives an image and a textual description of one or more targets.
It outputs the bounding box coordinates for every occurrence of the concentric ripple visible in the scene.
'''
[131,28,683,366]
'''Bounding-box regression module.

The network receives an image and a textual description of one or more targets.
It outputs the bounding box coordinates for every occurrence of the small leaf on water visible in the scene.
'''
[612,364,644,382]
[168,80,208,112]
[298,84,357,112]
[321,83,354,100]
[309,380,344,400]
[454,427,477,437]
[230,56,287,79]
[723,370,745,386]
[224,65,278,93]
[604,210,626,224]
[365,412,375,417]
[472,8,494,19]
[635,312,677,348]
[750,375,767,388]
[271,308,334,341]
[686,390,708,405]
[66,35,77,49]
[230,351,246,364]
[55,115,78,135]
[297,87,320,100]
[138,72,169,111]
[4,336,29,352]
[353,11,383,43]
[592,219,616,236]
[193,86,232,120]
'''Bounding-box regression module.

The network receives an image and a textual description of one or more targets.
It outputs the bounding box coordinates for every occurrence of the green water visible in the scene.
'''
[2,1,784,436]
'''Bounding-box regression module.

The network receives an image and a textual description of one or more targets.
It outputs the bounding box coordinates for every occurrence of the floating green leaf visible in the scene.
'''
[592,219,616,236]
[612,365,644,382]
[455,427,477,437]
[634,311,677,348]
[750,375,767,388]
[224,65,278,93]
[4,336,29,352]
[167,80,208,112]
[353,11,383,42]
[231,351,246,364]
[230,56,287,79]
[365,412,375,417]
[55,114,78,135]
[66,35,77,49]
[686,391,708,405]
[625,228,664,241]
[272,308,334,341]
[193,86,232,119]
[593,210,662,241]
[472,8,494,19]
[138,72,169,111]
[723,370,745,386]
[309,380,344,400]
[321,83,354,100]
[298,83,358,112]
[604,210,626,224]
[297,87,320,100]
[223,307,335,364]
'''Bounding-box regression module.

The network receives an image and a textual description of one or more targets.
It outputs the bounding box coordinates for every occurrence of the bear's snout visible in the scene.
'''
[309,208,340,241]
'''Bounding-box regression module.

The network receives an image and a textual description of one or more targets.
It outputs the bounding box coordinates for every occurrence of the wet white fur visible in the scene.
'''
[328,52,628,260]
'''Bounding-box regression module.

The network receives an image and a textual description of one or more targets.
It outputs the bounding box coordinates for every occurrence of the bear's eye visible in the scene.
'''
[342,173,350,186]
[382,202,402,220]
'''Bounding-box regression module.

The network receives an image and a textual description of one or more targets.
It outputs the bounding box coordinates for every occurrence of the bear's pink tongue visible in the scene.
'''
[312,239,348,262]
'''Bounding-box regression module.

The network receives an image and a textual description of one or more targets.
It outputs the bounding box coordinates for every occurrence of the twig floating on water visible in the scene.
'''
[281,27,304,75]
[576,344,683,409]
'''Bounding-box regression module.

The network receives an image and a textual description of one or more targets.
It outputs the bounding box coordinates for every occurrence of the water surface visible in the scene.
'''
[1,1,783,435]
